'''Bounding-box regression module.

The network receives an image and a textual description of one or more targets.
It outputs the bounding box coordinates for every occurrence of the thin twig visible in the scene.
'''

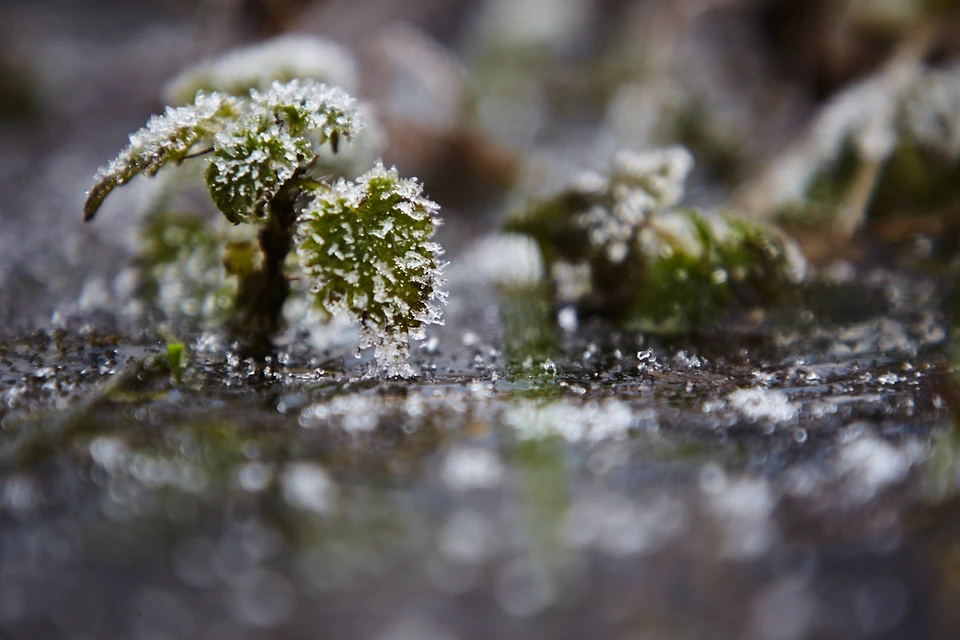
[179,147,215,162]
[291,176,333,192]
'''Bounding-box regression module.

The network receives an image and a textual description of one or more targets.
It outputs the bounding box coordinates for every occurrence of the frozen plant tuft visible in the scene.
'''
[84,79,445,375]
[742,60,960,235]
[903,64,960,162]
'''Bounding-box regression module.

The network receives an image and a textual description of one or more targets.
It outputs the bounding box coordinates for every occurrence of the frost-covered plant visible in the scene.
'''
[131,38,381,335]
[743,61,960,236]
[506,146,806,331]
[84,79,445,376]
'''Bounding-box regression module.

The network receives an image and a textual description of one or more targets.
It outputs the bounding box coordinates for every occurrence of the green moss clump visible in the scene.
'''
[506,147,805,332]
[629,212,805,331]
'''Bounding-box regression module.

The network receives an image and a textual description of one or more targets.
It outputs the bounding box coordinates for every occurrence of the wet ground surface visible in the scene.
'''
[2,259,959,640]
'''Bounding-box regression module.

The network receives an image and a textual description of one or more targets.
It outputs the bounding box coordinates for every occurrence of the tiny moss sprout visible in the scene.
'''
[84,79,445,377]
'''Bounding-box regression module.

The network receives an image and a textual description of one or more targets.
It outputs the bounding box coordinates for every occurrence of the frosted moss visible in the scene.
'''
[85,79,444,376]
[744,62,960,235]
[506,146,805,331]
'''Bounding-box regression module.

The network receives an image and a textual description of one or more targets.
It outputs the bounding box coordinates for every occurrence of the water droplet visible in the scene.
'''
[557,306,578,332]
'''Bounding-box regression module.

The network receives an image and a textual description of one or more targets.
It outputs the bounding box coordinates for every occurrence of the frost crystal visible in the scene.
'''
[610,146,694,208]
[295,161,446,377]
[84,92,238,220]
[576,147,693,264]
[509,146,693,264]
[504,398,636,443]
[165,35,358,105]
[726,387,799,423]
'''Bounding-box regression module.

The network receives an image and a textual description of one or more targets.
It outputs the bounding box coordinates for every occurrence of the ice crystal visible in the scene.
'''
[836,437,921,503]
[249,79,360,141]
[280,462,337,515]
[440,447,505,491]
[295,162,446,377]
[726,387,799,424]
[609,146,694,208]
[166,37,380,182]
[165,35,357,105]
[504,398,636,443]
[309,102,386,180]
[573,147,693,264]
[84,92,238,220]
[87,80,360,225]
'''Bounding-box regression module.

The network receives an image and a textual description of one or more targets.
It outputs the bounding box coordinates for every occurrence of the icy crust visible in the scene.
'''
[84,92,239,220]
[164,35,358,105]
[294,162,446,377]
[206,80,362,224]
[506,146,805,329]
